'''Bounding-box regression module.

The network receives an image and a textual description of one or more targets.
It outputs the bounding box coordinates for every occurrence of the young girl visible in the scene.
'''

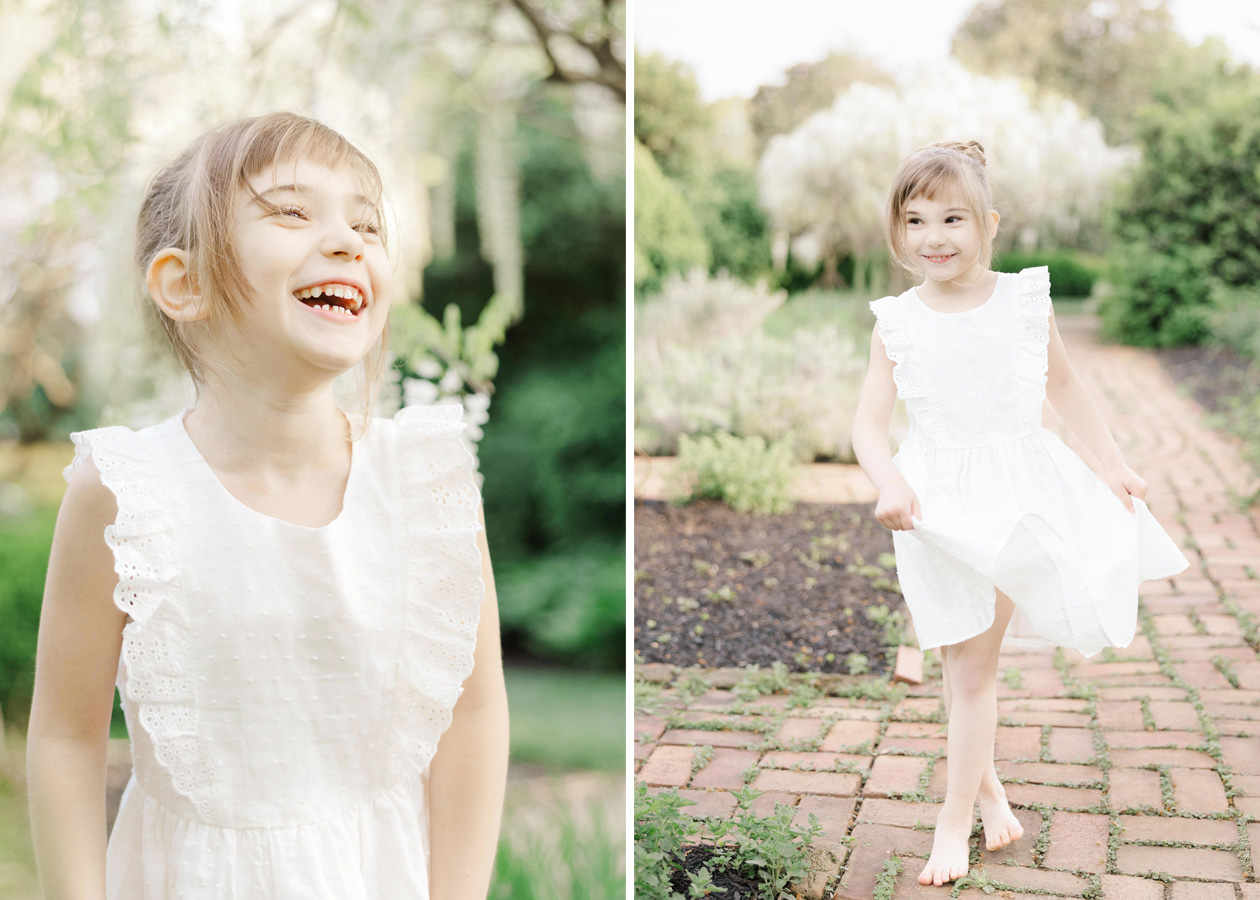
[26,112,509,899]
[852,141,1189,887]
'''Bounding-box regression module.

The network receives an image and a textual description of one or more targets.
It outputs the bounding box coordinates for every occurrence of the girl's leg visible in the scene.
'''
[940,618,1025,851]
[918,588,1018,886]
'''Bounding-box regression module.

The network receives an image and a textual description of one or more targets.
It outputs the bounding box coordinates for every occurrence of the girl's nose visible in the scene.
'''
[322,220,364,261]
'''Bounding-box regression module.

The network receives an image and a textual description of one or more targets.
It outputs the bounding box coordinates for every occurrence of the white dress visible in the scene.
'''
[62,403,485,899]
[869,266,1189,658]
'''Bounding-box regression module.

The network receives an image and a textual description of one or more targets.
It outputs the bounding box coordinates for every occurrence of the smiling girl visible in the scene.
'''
[26,112,508,900]
[851,140,1188,887]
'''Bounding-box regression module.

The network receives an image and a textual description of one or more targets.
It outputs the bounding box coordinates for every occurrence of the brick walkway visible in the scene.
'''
[634,316,1260,898]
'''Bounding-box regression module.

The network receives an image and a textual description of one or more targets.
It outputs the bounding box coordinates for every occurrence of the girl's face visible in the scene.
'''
[902,191,994,287]
[219,156,392,384]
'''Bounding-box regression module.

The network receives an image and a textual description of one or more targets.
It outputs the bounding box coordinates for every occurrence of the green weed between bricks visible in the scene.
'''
[634,781,823,900]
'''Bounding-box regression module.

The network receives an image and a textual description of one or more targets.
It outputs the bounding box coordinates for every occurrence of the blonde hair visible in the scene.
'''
[136,111,391,440]
[885,140,997,276]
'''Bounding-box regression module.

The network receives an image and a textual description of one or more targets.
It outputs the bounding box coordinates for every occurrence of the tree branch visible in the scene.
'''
[505,0,625,101]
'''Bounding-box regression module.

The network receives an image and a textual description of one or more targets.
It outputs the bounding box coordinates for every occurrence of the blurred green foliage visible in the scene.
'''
[993,251,1102,298]
[1100,86,1260,346]
[633,141,708,293]
[0,506,55,726]
[425,87,625,669]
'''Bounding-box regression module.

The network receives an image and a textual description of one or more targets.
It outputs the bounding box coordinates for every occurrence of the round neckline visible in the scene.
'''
[174,407,360,532]
[910,271,1004,316]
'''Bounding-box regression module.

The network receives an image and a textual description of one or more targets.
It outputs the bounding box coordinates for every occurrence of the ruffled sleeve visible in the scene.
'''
[385,403,487,785]
[62,426,226,822]
[1013,266,1053,408]
[869,294,926,399]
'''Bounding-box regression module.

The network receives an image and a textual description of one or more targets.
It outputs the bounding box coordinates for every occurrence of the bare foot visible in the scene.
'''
[918,810,973,886]
[977,782,1024,851]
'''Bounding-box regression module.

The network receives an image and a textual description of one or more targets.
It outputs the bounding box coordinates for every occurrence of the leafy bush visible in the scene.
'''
[1208,285,1260,359]
[682,165,773,284]
[635,271,867,462]
[1101,86,1260,346]
[635,141,709,292]
[668,432,796,515]
[993,250,1102,298]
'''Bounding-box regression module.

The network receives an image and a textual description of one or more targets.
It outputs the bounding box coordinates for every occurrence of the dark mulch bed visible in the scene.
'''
[1151,342,1258,415]
[634,497,901,677]
[669,845,763,899]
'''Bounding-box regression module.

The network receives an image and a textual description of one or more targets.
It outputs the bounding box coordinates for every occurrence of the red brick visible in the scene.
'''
[856,798,942,828]
[891,868,967,899]
[848,822,935,856]
[1000,710,1092,727]
[835,845,907,900]
[657,728,762,748]
[1098,873,1165,899]
[1171,768,1229,814]
[674,788,736,818]
[633,714,666,742]
[1174,661,1235,690]
[747,790,799,818]
[1117,814,1237,845]
[776,717,825,743]
[1048,727,1096,763]
[1115,845,1244,880]
[1041,810,1109,873]
[1152,614,1197,635]
[999,698,1090,712]
[758,750,870,770]
[1003,782,1104,809]
[790,841,847,900]
[1099,686,1187,701]
[820,719,880,751]
[1109,748,1217,769]
[1217,719,1260,736]
[690,748,763,790]
[892,644,923,684]
[1169,884,1236,900]
[995,760,1103,786]
[638,745,695,786]
[1109,768,1164,812]
[975,863,1090,894]
[1236,796,1260,820]
[1220,736,1260,774]
[1149,700,1194,731]
[792,794,857,841]
[751,768,860,797]
[1098,700,1146,730]
[996,726,1043,760]
[1105,729,1201,748]
[864,755,929,798]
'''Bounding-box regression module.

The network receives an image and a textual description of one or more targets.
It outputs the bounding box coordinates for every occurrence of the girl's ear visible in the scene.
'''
[147,249,210,322]
[988,209,1000,239]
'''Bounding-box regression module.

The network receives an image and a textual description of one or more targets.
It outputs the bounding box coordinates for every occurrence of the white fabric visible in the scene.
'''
[869,267,1189,657]
[62,403,485,899]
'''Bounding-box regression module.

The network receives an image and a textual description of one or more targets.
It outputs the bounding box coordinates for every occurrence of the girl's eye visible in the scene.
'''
[907,217,922,225]
[947,215,963,223]
[278,205,308,220]
[355,222,381,235]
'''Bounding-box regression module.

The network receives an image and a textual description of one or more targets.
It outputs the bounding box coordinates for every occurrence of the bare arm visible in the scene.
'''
[852,325,921,531]
[1043,311,1146,511]
[27,454,129,900]
[428,504,509,900]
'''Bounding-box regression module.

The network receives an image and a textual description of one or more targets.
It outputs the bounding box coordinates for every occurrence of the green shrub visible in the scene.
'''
[635,141,709,292]
[492,792,624,899]
[1101,86,1260,346]
[992,250,1102,298]
[634,781,703,900]
[668,432,796,515]
[1208,285,1260,359]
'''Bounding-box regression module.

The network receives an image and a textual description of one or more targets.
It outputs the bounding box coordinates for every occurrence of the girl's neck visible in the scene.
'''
[182,386,351,478]
[916,266,998,304]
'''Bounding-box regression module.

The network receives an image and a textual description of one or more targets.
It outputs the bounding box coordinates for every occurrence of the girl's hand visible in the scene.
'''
[1104,462,1147,513]
[875,479,921,531]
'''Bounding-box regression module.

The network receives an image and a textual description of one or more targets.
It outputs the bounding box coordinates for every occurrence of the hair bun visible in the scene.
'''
[930,140,986,167]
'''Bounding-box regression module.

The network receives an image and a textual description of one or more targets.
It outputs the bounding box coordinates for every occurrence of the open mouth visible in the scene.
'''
[294,283,367,319]
[924,254,956,264]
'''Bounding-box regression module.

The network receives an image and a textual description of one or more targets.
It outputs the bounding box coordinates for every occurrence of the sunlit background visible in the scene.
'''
[0,1,625,896]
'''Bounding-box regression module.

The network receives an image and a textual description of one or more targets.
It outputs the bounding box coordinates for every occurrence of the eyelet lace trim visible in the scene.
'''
[1012,266,1052,423]
[63,427,227,822]
[384,403,486,786]
[869,294,928,399]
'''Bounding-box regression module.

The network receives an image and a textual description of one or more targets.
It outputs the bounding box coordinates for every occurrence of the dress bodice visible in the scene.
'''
[63,404,485,834]
[870,267,1052,450]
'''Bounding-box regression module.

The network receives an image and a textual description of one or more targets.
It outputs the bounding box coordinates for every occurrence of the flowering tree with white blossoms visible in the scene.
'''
[758,61,1135,290]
